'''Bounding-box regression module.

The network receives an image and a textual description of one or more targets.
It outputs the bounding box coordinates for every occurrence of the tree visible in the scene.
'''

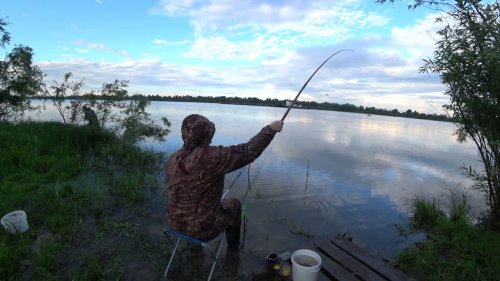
[44,72,171,144]
[45,72,85,124]
[0,18,44,121]
[378,0,500,228]
[85,80,171,144]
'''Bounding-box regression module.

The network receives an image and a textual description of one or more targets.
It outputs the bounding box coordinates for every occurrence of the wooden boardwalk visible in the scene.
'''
[252,236,415,281]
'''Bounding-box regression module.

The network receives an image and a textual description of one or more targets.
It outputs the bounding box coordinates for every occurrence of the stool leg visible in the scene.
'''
[207,233,225,281]
[164,237,181,278]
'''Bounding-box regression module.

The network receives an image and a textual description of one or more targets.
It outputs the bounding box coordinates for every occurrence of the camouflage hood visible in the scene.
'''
[181,114,215,150]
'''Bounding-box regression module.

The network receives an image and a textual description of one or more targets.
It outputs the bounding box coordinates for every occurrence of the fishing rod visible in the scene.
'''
[237,50,352,203]
[240,50,353,249]
[281,49,352,122]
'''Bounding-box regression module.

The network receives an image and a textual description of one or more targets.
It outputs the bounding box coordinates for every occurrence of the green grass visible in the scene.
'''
[289,225,315,239]
[410,196,444,229]
[0,121,167,280]
[398,194,500,281]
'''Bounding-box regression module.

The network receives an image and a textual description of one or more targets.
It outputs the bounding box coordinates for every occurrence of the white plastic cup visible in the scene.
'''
[291,249,322,281]
[1,210,29,234]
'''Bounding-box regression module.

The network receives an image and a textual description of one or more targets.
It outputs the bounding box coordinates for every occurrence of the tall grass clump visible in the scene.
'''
[398,192,500,281]
[410,196,444,229]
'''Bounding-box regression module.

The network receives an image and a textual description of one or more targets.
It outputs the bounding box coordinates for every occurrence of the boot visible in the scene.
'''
[225,221,241,250]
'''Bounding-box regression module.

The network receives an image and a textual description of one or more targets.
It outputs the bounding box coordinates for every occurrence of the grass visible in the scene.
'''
[398,194,500,281]
[0,121,169,280]
[289,225,315,239]
[410,196,444,229]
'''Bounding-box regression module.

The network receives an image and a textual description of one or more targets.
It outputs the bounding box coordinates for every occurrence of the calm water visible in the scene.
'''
[147,102,482,255]
[30,101,483,276]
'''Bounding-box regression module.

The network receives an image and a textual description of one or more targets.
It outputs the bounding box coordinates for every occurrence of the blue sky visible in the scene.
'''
[2,0,448,113]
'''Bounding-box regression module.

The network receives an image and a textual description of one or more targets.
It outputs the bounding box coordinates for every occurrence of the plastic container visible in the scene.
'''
[291,249,322,281]
[280,251,291,261]
[1,210,29,234]
[266,252,280,266]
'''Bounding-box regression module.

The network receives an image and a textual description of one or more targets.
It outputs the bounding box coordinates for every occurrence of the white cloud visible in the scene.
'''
[87,43,107,50]
[37,36,447,114]
[183,34,282,61]
[390,13,444,59]
[152,39,190,46]
[74,40,132,59]
[149,0,202,16]
[35,1,451,114]
[150,0,391,63]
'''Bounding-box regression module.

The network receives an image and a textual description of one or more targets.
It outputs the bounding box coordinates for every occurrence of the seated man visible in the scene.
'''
[165,114,283,249]
[82,105,98,127]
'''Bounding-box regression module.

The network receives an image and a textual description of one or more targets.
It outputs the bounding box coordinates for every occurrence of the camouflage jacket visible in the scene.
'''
[165,114,276,238]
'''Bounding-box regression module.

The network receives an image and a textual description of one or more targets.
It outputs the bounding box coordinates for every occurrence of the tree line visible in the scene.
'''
[127,94,454,122]
[35,93,455,121]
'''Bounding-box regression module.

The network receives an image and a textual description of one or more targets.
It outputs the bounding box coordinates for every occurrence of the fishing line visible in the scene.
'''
[222,169,244,199]
[240,158,266,250]
[241,157,266,204]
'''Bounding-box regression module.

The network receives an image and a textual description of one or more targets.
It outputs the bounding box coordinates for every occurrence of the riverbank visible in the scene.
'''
[397,195,500,281]
[0,121,170,279]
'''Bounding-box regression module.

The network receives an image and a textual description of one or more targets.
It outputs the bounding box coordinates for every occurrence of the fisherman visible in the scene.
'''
[82,105,98,127]
[165,114,283,249]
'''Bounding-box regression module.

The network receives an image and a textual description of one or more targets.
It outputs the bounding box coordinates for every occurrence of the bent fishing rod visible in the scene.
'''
[238,49,352,250]
[235,49,354,203]
[281,49,352,122]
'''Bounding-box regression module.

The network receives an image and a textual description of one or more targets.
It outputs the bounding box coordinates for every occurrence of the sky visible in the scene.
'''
[1,0,450,113]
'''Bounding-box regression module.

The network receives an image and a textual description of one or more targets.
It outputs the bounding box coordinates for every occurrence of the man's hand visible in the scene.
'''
[269,120,284,132]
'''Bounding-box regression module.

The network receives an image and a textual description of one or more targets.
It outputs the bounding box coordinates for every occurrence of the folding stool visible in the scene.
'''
[163,227,225,281]
[164,186,233,280]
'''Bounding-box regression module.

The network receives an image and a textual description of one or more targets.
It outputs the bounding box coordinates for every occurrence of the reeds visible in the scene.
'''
[305,159,310,192]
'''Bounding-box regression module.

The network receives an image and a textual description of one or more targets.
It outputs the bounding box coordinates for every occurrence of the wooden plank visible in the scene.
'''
[252,267,275,281]
[316,250,360,281]
[318,270,332,281]
[329,238,413,281]
[315,240,386,281]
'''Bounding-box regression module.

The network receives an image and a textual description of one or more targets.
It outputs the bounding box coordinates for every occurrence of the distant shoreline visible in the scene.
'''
[31,95,455,123]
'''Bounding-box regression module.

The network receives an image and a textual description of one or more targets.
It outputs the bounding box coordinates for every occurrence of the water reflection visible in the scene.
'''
[28,101,483,273]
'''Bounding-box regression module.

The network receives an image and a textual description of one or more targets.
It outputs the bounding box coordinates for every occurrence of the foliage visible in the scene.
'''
[425,0,499,228]
[289,225,315,239]
[0,18,44,121]
[0,121,166,279]
[0,18,11,48]
[86,80,171,144]
[446,191,473,225]
[44,72,85,124]
[398,194,500,281]
[44,74,171,144]
[0,121,103,279]
[410,196,445,229]
[378,0,500,228]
